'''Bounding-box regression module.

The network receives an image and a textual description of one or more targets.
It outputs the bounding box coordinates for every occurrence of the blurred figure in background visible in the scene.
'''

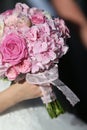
[0,0,87,122]
[52,0,87,47]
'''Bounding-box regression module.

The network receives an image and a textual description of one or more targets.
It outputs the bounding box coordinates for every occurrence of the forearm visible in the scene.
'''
[52,0,86,27]
[0,81,42,113]
[0,83,23,113]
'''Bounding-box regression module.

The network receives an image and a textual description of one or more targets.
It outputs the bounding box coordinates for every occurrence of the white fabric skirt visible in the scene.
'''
[0,79,87,130]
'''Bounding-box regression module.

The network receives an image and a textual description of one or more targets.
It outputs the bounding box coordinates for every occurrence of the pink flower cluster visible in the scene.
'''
[0,3,69,80]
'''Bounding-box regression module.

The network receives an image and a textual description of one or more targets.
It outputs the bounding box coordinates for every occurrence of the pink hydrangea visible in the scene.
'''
[25,26,39,41]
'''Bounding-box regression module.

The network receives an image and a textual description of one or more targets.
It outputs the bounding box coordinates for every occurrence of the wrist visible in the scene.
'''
[10,83,25,103]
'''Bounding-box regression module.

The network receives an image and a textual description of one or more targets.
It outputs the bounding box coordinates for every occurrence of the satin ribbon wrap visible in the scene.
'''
[26,65,80,106]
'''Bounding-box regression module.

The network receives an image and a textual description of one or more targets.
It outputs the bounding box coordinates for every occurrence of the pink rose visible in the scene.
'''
[31,12,45,24]
[5,67,19,81]
[15,59,31,73]
[0,33,28,66]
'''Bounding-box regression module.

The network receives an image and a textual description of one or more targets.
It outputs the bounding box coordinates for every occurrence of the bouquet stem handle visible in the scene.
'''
[46,100,64,118]
[40,84,64,118]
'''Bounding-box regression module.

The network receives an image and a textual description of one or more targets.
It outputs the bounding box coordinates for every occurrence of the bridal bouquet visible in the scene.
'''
[0,3,79,118]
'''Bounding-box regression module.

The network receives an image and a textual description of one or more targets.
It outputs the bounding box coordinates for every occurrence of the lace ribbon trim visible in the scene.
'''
[26,65,80,105]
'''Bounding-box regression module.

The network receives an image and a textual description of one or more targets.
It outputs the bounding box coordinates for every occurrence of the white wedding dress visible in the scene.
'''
[0,79,87,130]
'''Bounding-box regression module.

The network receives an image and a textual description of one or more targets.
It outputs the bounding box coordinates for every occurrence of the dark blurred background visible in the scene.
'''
[59,0,87,122]
[0,0,87,122]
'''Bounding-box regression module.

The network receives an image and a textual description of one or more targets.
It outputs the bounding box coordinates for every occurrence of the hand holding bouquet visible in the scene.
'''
[0,3,79,118]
